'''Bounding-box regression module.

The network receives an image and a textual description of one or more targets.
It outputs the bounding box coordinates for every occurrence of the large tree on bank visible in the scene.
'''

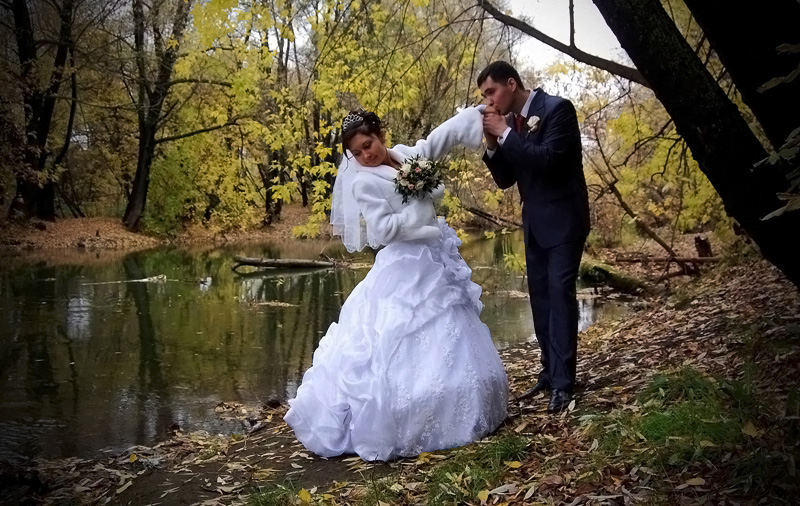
[680,0,800,150]
[6,0,75,221]
[122,0,194,231]
[481,0,800,288]
[589,0,800,288]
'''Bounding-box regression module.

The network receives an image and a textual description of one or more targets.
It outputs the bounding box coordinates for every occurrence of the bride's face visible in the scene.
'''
[347,132,387,168]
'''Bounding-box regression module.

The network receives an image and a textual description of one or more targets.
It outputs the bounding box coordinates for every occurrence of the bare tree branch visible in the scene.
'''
[478,0,648,87]
[166,78,233,88]
[569,0,575,48]
[464,205,522,228]
[155,119,242,145]
[152,0,164,60]
[617,118,675,168]
[132,0,152,108]
[53,46,77,168]
[588,117,698,275]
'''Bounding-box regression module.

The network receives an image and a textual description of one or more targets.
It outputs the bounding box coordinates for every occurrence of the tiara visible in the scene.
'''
[341,111,365,132]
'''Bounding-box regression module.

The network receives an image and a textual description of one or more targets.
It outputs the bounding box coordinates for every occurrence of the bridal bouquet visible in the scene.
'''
[394,155,444,204]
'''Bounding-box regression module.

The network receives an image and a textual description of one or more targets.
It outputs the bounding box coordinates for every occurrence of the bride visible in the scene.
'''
[283,106,509,461]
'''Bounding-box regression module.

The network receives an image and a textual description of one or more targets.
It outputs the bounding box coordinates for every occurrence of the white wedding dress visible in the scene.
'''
[284,107,508,461]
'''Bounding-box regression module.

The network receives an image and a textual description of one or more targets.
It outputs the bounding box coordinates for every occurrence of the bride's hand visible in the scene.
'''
[414,225,442,241]
[481,105,500,148]
[397,198,440,242]
[431,184,445,201]
[402,196,436,228]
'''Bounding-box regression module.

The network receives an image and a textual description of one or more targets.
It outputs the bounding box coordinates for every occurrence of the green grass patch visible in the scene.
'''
[248,476,402,506]
[249,481,299,506]
[249,477,402,506]
[423,432,529,505]
[640,366,718,405]
[247,434,528,506]
[583,365,800,498]
[587,367,756,468]
[637,401,739,465]
[356,475,402,506]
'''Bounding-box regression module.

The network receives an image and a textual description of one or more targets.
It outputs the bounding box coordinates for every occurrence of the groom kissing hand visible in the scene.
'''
[481,105,504,150]
[478,61,590,414]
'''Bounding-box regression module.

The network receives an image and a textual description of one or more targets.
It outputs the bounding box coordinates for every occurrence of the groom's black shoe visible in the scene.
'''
[547,389,572,413]
[515,380,550,401]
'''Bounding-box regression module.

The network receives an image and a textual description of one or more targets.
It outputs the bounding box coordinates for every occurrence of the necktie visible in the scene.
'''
[514,113,525,132]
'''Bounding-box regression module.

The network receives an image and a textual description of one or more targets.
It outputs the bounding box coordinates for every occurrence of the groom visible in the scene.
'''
[478,61,590,413]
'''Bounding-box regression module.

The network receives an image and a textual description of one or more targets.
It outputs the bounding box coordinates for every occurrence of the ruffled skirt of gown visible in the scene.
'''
[284,219,508,461]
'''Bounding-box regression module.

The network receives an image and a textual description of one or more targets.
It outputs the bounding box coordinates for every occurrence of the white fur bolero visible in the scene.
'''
[348,106,484,248]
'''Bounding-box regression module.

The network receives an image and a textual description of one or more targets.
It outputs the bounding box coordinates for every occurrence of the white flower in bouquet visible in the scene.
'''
[393,155,444,204]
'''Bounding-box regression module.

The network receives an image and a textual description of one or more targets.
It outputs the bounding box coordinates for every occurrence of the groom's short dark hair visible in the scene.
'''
[477,61,526,90]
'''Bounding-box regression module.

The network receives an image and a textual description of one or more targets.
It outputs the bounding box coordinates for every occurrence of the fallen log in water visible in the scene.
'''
[232,257,336,272]
[614,256,721,263]
[232,267,334,280]
[579,259,647,294]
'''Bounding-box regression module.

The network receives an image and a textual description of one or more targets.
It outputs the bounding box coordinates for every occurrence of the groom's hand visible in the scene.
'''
[482,108,506,136]
[482,105,501,149]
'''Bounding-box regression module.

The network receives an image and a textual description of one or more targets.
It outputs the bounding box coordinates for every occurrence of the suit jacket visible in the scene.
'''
[483,88,590,249]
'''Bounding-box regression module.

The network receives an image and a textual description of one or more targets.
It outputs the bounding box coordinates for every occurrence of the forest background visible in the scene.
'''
[1,0,798,281]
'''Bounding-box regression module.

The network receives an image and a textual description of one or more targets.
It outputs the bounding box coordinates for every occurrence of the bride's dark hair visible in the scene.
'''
[341,110,384,154]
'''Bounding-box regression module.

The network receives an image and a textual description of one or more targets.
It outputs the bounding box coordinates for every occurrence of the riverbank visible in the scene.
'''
[0,206,708,290]
[4,257,797,506]
[0,203,321,253]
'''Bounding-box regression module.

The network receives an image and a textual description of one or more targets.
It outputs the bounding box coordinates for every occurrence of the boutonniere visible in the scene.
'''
[526,115,540,132]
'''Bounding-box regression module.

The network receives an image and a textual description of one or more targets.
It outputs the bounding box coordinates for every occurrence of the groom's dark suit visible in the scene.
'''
[483,88,590,393]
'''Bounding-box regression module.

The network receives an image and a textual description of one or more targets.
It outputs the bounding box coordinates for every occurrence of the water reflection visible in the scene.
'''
[0,232,628,460]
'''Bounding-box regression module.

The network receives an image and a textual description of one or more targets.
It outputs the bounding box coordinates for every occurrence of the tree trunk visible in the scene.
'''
[123,125,156,230]
[123,0,193,231]
[258,155,284,226]
[682,0,800,149]
[8,180,55,220]
[8,0,74,221]
[256,162,274,225]
[592,0,800,288]
[322,109,338,200]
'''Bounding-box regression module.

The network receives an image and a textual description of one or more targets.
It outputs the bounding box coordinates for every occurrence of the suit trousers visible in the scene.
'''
[524,229,585,393]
